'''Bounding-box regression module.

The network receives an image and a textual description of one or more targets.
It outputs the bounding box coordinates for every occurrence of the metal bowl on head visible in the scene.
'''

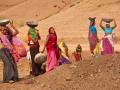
[34,53,47,65]
[26,21,38,27]
[89,17,96,22]
[102,18,113,23]
[0,19,10,26]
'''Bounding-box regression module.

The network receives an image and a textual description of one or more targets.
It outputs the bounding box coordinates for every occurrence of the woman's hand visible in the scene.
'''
[9,20,19,35]
[112,19,117,29]
[10,20,14,27]
[100,18,104,30]
[41,47,45,53]
[35,29,41,40]
[40,50,43,53]
[0,31,4,36]
[35,29,39,34]
[101,18,104,21]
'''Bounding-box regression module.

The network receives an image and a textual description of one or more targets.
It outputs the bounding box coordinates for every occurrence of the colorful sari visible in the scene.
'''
[88,26,98,54]
[12,36,27,57]
[59,40,69,57]
[93,42,101,57]
[58,40,70,65]
[46,32,60,71]
[58,55,71,65]
[0,35,20,62]
[102,34,114,54]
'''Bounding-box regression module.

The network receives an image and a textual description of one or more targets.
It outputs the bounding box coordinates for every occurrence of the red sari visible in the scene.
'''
[46,33,60,71]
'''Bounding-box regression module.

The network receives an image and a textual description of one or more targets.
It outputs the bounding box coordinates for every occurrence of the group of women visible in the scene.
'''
[27,24,72,76]
[0,17,117,83]
[88,17,117,56]
[27,24,61,75]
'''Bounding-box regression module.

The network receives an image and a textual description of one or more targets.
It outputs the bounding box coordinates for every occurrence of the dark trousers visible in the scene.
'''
[0,48,18,82]
[30,45,41,76]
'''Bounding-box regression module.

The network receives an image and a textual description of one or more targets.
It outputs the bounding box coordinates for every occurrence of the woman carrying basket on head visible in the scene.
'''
[100,18,117,54]
[27,21,41,76]
[0,19,18,83]
[88,17,98,56]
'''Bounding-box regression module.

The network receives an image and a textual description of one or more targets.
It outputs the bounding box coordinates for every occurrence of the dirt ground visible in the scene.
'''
[0,51,120,90]
[0,0,120,90]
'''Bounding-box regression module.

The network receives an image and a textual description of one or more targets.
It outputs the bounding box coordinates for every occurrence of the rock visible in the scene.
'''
[53,5,57,8]
[69,65,77,68]
[111,76,118,80]
[47,85,51,88]
[107,63,113,68]
[96,83,100,87]
[41,83,46,87]
[24,79,34,84]
[90,74,94,77]
[78,74,82,77]
[90,62,94,65]
[65,77,72,81]
[98,69,101,73]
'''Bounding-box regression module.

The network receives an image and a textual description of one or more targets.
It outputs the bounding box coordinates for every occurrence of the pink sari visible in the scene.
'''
[12,36,27,57]
[102,34,114,54]
[0,35,20,62]
[46,33,60,71]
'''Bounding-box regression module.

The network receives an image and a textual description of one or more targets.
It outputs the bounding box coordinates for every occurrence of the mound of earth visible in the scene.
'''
[0,52,120,90]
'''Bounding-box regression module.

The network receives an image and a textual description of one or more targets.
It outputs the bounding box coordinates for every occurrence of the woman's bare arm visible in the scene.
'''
[42,35,49,53]
[10,21,19,36]
[0,32,4,48]
[112,19,117,29]
[100,19,104,30]
[35,29,41,40]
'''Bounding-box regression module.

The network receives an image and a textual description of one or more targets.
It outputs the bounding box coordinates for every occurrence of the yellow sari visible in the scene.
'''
[59,40,69,57]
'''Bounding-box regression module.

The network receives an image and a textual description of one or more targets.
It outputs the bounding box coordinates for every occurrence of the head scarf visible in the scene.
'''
[48,27,57,36]
[59,39,68,55]
[76,44,82,53]
[29,27,37,39]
